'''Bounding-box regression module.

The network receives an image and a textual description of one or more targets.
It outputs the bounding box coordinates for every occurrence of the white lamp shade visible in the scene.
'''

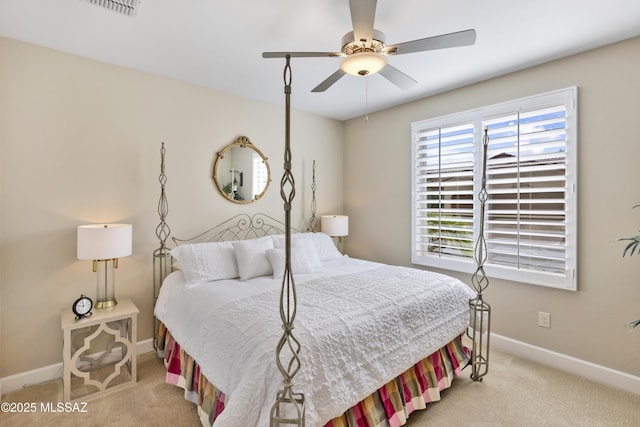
[77,224,132,260]
[321,215,349,237]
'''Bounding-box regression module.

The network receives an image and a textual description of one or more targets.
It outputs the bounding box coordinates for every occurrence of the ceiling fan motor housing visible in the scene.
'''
[341,29,387,54]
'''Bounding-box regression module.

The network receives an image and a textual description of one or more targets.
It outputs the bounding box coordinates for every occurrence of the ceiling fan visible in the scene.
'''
[262,0,476,92]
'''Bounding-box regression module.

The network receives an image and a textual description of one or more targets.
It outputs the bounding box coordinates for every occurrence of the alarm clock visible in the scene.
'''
[72,294,93,320]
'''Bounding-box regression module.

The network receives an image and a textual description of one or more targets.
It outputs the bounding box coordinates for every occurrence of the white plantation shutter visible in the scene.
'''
[483,105,568,275]
[414,122,475,259]
[412,88,577,290]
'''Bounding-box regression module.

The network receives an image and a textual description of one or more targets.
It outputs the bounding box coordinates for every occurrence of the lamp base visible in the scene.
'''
[95,298,117,309]
[94,259,118,310]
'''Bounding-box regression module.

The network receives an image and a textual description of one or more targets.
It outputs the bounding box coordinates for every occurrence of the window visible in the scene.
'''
[411,88,577,290]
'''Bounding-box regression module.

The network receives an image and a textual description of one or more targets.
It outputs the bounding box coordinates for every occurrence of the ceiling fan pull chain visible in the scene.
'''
[365,75,369,124]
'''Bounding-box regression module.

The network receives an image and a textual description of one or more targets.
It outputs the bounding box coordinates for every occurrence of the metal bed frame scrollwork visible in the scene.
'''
[153,142,172,354]
[270,54,305,427]
[467,128,491,382]
[172,212,290,245]
[306,160,318,232]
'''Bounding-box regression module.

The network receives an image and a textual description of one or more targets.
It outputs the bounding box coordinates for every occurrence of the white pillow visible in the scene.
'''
[291,237,322,269]
[233,237,274,280]
[272,232,316,248]
[170,242,238,289]
[266,248,314,279]
[272,232,322,268]
[271,234,285,248]
[312,232,343,261]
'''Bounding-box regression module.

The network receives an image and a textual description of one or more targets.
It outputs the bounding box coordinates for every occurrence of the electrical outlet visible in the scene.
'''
[538,311,551,328]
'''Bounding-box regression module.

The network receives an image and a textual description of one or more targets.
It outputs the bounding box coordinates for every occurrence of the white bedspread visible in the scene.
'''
[155,257,475,427]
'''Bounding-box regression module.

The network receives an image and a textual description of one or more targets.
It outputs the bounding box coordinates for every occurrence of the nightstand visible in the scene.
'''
[61,298,138,401]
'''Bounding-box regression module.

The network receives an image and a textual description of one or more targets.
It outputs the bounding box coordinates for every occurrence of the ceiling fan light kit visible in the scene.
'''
[341,52,387,76]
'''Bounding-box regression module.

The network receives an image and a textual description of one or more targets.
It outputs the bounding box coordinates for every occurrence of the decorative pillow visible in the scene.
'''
[170,242,238,289]
[233,236,275,280]
[266,248,314,279]
[312,232,343,261]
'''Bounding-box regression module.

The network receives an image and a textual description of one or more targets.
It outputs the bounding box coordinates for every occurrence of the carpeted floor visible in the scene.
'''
[1,348,639,426]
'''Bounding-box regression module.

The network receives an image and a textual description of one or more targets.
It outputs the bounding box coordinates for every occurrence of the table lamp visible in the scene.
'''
[321,215,349,243]
[77,224,132,309]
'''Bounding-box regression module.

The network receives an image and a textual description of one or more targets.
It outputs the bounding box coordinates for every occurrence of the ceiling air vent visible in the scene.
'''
[85,0,143,17]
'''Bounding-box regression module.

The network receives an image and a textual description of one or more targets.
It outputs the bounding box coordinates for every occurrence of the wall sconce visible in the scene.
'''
[321,215,349,243]
[77,224,132,309]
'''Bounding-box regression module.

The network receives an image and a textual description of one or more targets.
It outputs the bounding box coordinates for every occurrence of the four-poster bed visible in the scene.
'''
[152,56,490,427]
[153,219,475,426]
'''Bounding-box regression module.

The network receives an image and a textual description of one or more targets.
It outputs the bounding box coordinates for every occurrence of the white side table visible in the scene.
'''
[61,298,138,401]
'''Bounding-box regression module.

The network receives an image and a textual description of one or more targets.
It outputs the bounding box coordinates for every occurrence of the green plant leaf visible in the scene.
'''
[619,236,640,257]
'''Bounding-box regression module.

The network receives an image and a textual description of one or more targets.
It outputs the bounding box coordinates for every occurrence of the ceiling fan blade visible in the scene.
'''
[311,69,347,92]
[349,0,377,43]
[385,29,476,55]
[379,65,417,90]
[262,51,342,58]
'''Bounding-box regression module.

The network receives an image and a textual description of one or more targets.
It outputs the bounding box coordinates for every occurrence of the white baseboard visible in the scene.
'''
[0,338,154,397]
[491,333,640,395]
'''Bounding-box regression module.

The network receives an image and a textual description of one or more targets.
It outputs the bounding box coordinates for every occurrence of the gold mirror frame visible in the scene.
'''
[213,136,271,204]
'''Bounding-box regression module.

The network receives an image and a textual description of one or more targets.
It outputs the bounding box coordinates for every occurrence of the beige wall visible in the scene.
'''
[344,36,640,376]
[0,37,344,377]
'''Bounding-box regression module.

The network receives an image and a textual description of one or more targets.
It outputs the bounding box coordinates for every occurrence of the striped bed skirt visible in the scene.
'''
[157,322,470,427]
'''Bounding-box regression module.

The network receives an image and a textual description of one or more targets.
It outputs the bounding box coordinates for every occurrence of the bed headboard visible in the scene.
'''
[171,212,294,246]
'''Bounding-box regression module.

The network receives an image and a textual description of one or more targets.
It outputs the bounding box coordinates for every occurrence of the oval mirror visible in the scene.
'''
[213,136,271,204]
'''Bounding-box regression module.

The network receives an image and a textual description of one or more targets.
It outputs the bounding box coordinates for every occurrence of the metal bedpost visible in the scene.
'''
[467,128,491,381]
[153,142,172,353]
[307,160,318,232]
[271,55,305,426]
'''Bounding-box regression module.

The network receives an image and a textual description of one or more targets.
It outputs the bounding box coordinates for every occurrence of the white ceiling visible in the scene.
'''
[1,0,640,121]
